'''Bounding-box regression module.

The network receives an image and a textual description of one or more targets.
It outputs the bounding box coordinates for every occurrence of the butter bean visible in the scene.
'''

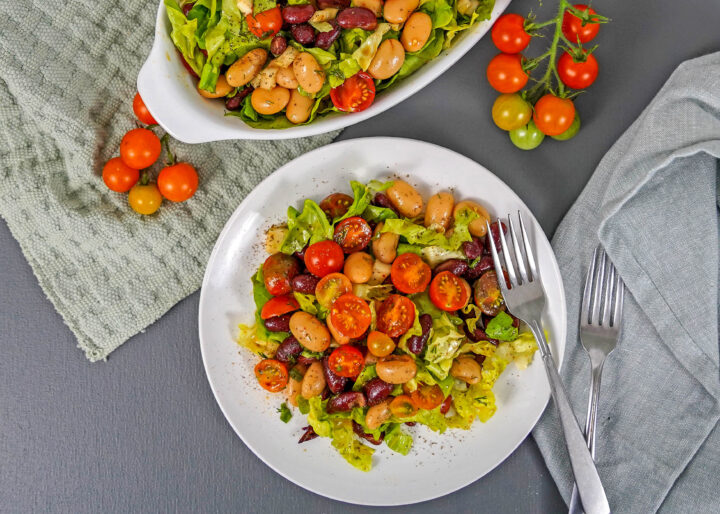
[453,200,491,237]
[286,89,315,124]
[290,311,331,352]
[293,52,326,95]
[400,11,432,53]
[251,86,291,115]
[383,0,419,24]
[367,39,405,80]
[197,75,232,99]
[226,48,268,87]
[372,222,399,264]
[276,66,300,89]
[365,398,392,430]
[386,179,423,218]
[301,361,327,399]
[343,252,374,284]
[376,354,417,384]
[424,191,455,232]
[450,355,482,384]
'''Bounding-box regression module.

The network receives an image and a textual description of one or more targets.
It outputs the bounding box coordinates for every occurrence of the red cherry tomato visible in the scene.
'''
[562,4,600,44]
[120,128,161,169]
[391,253,431,294]
[132,92,157,125]
[260,294,300,320]
[328,293,372,340]
[491,14,531,53]
[320,193,353,220]
[263,253,300,296]
[410,384,444,410]
[557,51,599,89]
[102,157,139,193]
[328,345,365,378]
[390,394,418,418]
[486,53,528,94]
[376,294,416,338]
[304,240,345,277]
[246,6,282,39]
[330,72,376,113]
[334,216,372,253]
[533,94,576,136]
[315,272,353,309]
[254,359,289,392]
[157,162,199,202]
[429,271,471,311]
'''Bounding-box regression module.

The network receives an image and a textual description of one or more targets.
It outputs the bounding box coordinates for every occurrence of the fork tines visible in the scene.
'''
[485,211,537,290]
[581,246,624,329]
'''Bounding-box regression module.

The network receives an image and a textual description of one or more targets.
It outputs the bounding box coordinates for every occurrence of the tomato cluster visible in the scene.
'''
[102,93,199,214]
[487,4,605,150]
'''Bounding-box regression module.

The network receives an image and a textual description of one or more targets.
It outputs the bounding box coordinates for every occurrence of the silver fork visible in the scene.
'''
[568,247,625,514]
[486,214,610,514]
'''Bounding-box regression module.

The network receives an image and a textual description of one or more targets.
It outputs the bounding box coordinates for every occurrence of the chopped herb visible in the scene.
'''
[289,367,304,382]
[469,256,482,268]
[259,352,269,359]
[278,402,293,423]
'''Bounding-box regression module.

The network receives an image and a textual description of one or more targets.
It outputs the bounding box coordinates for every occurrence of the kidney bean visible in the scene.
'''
[337,7,378,30]
[404,422,416,426]
[373,192,399,215]
[297,354,319,366]
[298,426,318,443]
[282,4,315,24]
[291,273,320,294]
[462,237,484,260]
[406,313,433,355]
[275,335,303,364]
[488,222,508,252]
[327,391,366,413]
[363,377,394,406]
[322,357,349,393]
[464,255,494,280]
[270,35,288,56]
[263,312,293,332]
[181,2,194,16]
[465,325,498,345]
[434,258,469,277]
[224,87,252,111]
[352,421,384,445]
[291,23,315,46]
[314,20,341,50]
[440,395,453,415]
[317,0,350,8]
[474,354,486,367]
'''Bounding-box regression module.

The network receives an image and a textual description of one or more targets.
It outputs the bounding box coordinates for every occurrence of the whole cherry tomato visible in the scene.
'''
[157,162,199,202]
[319,193,353,220]
[562,4,600,44]
[509,120,545,150]
[486,53,528,94]
[128,182,163,215]
[328,345,365,378]
[304,240,345,277]
[491,14,531,53]
[263,253,300,296]
[254,358,289,392]
[334,216,372,253]
[246,6,282,39]
[120,128,161,169]
[533,94,576,136]
[491,93,532,131]
[330,72,376,113]
[367,331,396,357]
[132,92,157,125]
[551,112,581,141]
[102,157,139,193]
[558,51,599,89]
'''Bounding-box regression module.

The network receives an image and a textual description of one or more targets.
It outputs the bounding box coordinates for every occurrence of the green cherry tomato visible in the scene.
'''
[492,93,532,131]
[551,112,581,141]
[509,120,546,150]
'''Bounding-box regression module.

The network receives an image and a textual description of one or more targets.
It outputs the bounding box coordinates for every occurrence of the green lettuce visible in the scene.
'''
[353,23,391,70]
[352,283,393,302]
[384,424,413,455]
[363,204,398,223]
[423,312,466,379]
[352,364,377,391]
[331,419,375,471]
[335,180,393,223]
[165,0,205,75]
[397,243,423,256]
[485,311,519,341]
[452,383,497,424]
[380,209,478,250]
[236,268,287,355]
[280,199,333,254]
[444,0,495,48]
[293,292,329,320]
[253,0,276,15]
[402,407,448,433]
[421,0,454,29]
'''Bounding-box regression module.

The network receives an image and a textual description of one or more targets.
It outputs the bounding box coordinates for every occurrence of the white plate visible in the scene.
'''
[137,0,511,142]
[198,138,566,506]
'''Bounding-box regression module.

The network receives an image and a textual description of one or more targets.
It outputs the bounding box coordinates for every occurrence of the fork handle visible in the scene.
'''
[530,321,610,514]
[568,361,606,514]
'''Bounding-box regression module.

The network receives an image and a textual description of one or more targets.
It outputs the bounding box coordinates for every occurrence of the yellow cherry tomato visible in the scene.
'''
[128,183,162,215]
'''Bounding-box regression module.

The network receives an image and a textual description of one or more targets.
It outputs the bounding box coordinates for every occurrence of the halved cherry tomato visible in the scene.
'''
[304,240,344,277]
[330,72,376,113]
[328,293,372,340]
[315,272,353,308]
[533,94,576,136]
[367,331,396,357]
[254,359,289,392]
[562,4,600,44]
[473,270,505,316]
[120,128,161,169]
[491,13,531,54]
[429,271,471,311]
[334,216,372,253]
[376,294,416,338]
[320,193,353,220]
[260,294,300,320]
[391,253,431,294]
[263,253,300,296]
[132,92,157,125]
[486,53,528,94]
[246,6,282,39]
[102,157,139,193]
[557,51,598,90]
[157,162,199,202]
[410,384,444,410]
[390,394,418,418]
[328,345,365,378]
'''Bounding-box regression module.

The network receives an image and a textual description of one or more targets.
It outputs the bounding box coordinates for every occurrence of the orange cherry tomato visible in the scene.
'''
[260,294,300,320]
[334,216,372,253]
[533,94,576,136]
[429,271,471,311]
[328,345,365,378]
[246,6,282,39]
[391,253,431,294]
[410,384,444,410]
[367,331,396,357]
[305,240,345,277]
[120,128,161,169]
[376,294,416,338]
[390,394,418,418]
[263,253,300,296]
[320,193,353,220]
[330,72,376,113]
[157,162,199,202]
[132,92,157,125]
[315,272,353,308]
[328,293,372,340]
[102,157,139,193]
[128,183,162,215]
[486,53,528,93]
[254,358,289,392]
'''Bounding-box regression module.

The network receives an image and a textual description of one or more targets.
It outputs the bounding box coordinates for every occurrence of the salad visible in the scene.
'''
[237,179,538,471]
[165,0,495,128]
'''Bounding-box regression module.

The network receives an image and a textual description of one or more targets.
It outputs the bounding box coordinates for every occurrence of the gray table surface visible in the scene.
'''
[2,1,719,512]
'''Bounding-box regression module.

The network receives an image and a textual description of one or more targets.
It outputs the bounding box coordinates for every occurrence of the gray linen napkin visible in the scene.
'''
[532,52,720,513]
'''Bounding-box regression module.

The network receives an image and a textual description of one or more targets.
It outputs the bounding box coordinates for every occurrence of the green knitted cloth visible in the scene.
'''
[0,0,339,361]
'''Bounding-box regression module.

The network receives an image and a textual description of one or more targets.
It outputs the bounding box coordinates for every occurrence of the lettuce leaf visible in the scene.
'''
[352,283,393,302]
[363,204,398,224]
[424,312,466,368]
[307,397,333,437]
[444,0,495,48]
[280,199,333,254]
[452,383,497,424]
[254,0,276,15]
[353,23,391,70]
[401,407,448,433]
[485,311,519,342]
[165,0,205,75]
[352,364,377,391]
[420,0,454,29]
[397,243,423,256]
[330,419,374,471]
[336,180,393,223]
[380,209,477,250]
[293,292,329,320]
[384,424,413,455]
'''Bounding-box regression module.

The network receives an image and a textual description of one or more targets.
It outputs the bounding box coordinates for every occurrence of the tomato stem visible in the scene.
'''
[161,133,176,166]
[140,171,150,186]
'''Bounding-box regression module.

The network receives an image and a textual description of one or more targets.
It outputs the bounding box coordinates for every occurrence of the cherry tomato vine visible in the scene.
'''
[487,2,608,150]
